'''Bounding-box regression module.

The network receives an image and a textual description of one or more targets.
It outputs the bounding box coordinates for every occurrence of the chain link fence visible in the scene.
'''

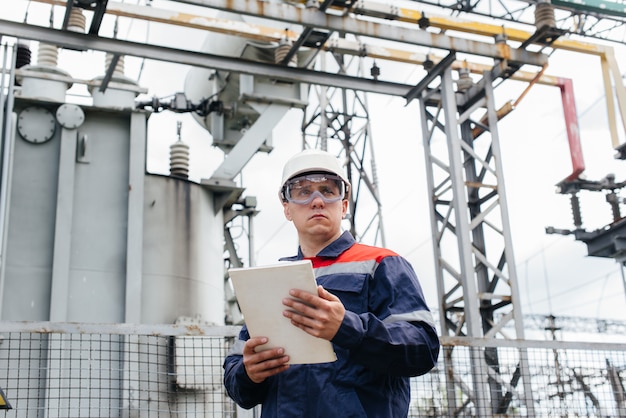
[0,322,624,417]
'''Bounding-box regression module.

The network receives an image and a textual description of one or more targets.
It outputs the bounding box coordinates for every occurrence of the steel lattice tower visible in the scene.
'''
[301,40,386,247]
[416,57,534,414]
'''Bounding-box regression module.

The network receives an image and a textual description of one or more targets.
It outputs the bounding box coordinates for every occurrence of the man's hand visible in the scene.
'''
[282,285,345,341]
[243,337,290,383]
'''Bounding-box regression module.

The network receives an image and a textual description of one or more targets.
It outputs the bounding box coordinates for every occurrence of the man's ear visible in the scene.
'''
[283,202,292,221]
[341,199,349,218]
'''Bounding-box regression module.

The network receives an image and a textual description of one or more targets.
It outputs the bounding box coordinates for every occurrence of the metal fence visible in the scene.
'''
[0,321,625,417]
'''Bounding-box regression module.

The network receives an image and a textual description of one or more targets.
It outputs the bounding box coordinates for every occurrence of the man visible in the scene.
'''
[223,149,439,417]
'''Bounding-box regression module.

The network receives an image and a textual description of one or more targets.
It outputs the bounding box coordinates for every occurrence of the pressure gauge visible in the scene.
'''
[17,106,56,144]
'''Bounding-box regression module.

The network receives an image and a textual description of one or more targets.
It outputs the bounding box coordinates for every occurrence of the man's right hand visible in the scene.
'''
[243,337,290,383]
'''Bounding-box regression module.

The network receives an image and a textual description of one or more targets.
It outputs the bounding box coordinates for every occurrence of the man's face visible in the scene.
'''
[282,174,348,240]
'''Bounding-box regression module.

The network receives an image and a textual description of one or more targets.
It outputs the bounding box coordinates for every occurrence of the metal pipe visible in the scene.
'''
[248,213,255,267]
[0,42,17,320]
[620,260,626,306]
[558,77,586,182]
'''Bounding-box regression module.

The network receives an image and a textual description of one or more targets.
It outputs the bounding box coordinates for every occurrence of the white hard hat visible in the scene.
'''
[279,149,351,198]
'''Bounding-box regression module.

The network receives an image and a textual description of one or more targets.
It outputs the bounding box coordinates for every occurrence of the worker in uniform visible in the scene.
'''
[224,149,440,417]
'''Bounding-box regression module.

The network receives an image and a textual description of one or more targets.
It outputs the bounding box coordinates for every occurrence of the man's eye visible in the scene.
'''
[295,188,312,197]
[321,186,338,196]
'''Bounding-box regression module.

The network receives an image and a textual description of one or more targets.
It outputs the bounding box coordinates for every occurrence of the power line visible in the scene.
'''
[520,266,621,314]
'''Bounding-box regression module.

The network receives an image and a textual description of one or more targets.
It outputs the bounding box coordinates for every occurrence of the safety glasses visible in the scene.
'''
[283,174,345,205]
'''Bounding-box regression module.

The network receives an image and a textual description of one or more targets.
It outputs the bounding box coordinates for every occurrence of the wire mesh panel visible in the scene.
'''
[410,338,626,417]
[0,323,625,417]
[0,323,240,417]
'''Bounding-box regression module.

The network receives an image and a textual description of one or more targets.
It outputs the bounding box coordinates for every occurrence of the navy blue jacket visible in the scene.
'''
[223,231,440,417]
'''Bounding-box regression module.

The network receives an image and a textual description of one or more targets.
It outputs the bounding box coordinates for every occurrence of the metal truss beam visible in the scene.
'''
[386,0,626,44]
[29,0,561,84]
[0,18,411,97]
[31,0,547,65]
[27,0,624,152]
[168,0,547,66]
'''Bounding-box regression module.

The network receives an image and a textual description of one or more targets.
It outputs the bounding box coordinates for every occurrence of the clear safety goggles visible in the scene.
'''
[283,173,346,205]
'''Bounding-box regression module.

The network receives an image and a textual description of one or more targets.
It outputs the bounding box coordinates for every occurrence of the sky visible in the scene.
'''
[5,0,626,338]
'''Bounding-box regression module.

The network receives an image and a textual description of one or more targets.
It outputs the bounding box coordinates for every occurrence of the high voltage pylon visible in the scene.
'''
[416,55,533,414]
[301,36,386,247]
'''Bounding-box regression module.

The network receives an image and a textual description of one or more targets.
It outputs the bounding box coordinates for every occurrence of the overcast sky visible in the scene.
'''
[7,0,626,335]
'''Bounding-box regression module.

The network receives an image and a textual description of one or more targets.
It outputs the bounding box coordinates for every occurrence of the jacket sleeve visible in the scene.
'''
[330,256,440,377]
[223,326,272,408]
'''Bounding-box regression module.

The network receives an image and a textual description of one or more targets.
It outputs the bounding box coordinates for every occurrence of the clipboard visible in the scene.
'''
[228,260,337,364]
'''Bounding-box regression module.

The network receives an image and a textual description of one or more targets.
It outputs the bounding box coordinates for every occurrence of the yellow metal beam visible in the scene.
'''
[601,49,626,150]
[303,0,614,56]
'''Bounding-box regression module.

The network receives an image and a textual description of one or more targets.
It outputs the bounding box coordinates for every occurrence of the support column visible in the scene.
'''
[49,126,78,322]
[124,112,147,324]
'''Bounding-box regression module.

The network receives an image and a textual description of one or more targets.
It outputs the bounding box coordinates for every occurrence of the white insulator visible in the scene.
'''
[19,42,72,101]
[105,53,125,77]
[67,8,87,33]
[37,43,59,67]
[90,53,140,107]
[274,41,297,67]
[169,141,190,178]
[535,2,556,29]
[456,68,473,91]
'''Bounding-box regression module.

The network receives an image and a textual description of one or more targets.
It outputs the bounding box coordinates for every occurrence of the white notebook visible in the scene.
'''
[228,260,337,364]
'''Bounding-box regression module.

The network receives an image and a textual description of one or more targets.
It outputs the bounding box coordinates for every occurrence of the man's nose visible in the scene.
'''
[309,191,326,207]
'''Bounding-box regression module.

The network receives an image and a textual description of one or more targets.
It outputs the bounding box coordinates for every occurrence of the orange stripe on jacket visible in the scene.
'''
[306,243,398,268]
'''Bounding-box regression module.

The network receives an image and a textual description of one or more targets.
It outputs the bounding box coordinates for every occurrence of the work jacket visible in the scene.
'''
[223,231,440,417]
